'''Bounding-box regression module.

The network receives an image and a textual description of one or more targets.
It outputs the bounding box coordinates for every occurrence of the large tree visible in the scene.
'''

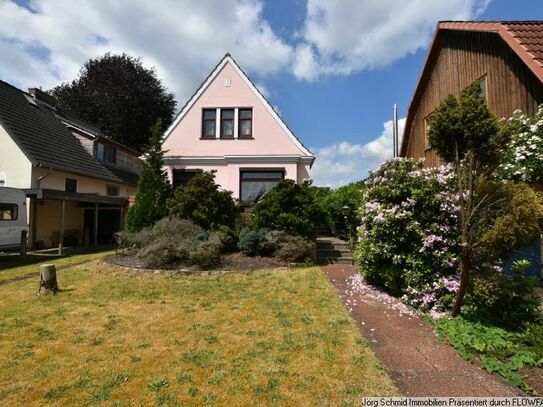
[125,120,171,232]
[51,53,176,151]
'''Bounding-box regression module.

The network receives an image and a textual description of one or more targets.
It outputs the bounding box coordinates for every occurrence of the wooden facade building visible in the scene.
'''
[401,21,543,166]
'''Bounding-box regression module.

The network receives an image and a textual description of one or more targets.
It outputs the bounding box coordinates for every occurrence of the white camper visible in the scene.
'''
[0,187,27,252]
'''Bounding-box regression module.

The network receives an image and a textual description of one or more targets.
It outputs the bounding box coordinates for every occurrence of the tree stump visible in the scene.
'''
[37,264,59,296]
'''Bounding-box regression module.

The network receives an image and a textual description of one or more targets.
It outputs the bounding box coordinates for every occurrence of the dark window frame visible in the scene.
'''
[0,203,18,221]
[65,178,78,193]
[105,146,117,165]
[238,108,253,139]
[220,109,235,139]
[202,108,217,139]
[172,169,199,190]
[239,169,285,206]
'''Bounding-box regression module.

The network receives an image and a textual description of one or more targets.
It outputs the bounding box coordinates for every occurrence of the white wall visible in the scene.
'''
[0,124,33,188]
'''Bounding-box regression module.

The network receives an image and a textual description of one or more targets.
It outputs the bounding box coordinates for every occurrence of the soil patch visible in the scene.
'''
[104,251,288,274]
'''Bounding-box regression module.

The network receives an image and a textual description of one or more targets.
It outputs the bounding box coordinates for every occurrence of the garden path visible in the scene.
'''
[322,264,519,396]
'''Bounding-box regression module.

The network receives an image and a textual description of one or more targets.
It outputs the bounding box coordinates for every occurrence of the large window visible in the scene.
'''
[0,203,18,221]
[105,146,117,165]
[65,178,78,193]
[238,108,252,138]
[221,109,234,138]
[240,170,284,206]
[172,169,198,190]
[202,109,216,138]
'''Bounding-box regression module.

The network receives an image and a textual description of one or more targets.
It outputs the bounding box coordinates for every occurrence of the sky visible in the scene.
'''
[1,0,542,187]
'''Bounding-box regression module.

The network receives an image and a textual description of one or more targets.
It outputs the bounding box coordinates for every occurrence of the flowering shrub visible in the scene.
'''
[496,106,543,183]
[355,158,461,315]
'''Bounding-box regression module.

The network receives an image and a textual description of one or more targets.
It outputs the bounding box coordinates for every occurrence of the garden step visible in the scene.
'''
[316,243,350,251]
[316,249,353,257]
[317,257,355,265]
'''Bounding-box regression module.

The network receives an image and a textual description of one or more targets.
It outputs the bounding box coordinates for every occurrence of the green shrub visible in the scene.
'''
[467,259,541,330]
[355,158,460,306]
[137,239,181,268]
[432,316,541,392]
[152,217,203,243]
[188,239,221,269]
[238,228,268,256]
[275,234,313,263]
[317,182,363,240]
[250,179,321,238]
[168,170,241,230]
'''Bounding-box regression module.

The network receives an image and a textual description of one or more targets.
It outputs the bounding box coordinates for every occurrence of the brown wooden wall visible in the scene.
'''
[403,30,543,167]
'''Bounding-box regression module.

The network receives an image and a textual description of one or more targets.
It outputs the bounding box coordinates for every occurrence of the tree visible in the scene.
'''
[168,171,241,230]
[428,82,500,316]
[250,179,320,238]
[51,53,176,152]
[125,121,170,232]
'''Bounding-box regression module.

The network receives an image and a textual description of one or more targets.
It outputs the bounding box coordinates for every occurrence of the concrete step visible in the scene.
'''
[316,243,350,250]
[316,249,352,258]
[317,257,355,265]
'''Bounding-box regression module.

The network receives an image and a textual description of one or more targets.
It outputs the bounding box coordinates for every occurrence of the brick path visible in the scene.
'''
[322,264,519,396]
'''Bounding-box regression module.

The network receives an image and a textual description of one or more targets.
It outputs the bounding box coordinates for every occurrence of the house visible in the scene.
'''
[400,21,543,279]
[162,54,315,206]
[401,21,543,166]
[0,81,141,251]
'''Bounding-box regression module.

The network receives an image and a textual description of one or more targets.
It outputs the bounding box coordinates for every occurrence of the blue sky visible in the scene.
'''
[2,0,543,186]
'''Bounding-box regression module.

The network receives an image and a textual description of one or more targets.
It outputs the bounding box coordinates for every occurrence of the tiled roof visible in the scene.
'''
[401,20,543,156]
[0,80,136,184]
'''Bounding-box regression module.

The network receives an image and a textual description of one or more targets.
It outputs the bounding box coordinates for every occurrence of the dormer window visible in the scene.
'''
[238,108,252,139]
[221,109,234,138]
[106,146,116,165]
[202,109,216,139]
[97,142,105,160]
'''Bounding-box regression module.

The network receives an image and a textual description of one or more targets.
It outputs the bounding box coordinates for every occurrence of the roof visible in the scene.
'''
[58,110,141,155]
[0,80,137,185]
[162,53,315,161]
[401,20,543,156]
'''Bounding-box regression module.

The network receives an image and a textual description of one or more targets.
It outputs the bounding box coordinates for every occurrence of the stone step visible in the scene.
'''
[316,249,352,258]
[316,242,350,249]
[317,257,355,265]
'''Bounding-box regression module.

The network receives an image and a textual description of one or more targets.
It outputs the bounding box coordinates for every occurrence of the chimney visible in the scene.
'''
[28,87,57,107]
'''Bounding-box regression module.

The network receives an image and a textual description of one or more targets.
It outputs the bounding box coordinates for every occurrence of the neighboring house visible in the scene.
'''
[0,82,141,250]
[401,21,543,166]
[400,21,543,279]
[162,54,315,206]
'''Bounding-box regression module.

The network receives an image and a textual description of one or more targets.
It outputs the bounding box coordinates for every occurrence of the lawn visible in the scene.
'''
[0,252,397,406]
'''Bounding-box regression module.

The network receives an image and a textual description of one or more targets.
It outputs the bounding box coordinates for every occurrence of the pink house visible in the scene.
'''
[162,54,315,206]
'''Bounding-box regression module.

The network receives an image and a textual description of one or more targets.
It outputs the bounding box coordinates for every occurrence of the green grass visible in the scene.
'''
[0,252,397,405]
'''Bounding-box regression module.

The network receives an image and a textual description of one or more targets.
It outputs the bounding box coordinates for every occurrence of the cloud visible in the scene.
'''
[294,0,491,80]
[0,0,292,102]
[310,118,406,187]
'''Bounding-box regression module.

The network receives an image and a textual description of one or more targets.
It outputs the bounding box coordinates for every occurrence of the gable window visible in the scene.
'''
[221,109,234,138]
[424,113,433,151]
[172,169,198,190]
[96,142,105,160]
[240,170,284,206]
[107,186,120,196]
[0,203,18,221]
[65,178,78,193]
[238,108,253,139]
[202,109,216,138]
[478,75,487,100]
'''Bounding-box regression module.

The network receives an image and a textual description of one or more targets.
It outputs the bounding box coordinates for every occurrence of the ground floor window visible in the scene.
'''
[172,169,198,190]
[240,170,284,206]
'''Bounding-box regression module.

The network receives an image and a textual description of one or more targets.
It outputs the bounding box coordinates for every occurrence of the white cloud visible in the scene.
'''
[294,0,491,80]
[310,118,406,187]
[0,0,292,102]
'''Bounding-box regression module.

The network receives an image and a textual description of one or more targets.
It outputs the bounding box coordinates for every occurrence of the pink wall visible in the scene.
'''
[167,162,300,200]
[162,63,307,157]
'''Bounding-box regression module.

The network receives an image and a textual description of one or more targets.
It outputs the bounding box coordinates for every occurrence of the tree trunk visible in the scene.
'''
[37,264,58,296]
[451,253,470,316]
